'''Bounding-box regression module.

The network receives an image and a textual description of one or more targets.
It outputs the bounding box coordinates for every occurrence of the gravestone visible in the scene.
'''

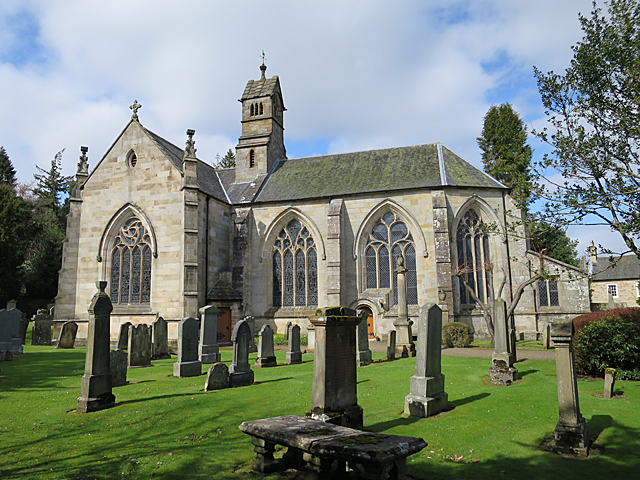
[356,311,372,366]
[151,317,171,360]
[309,307,363,429]
[285,324,302,365]
[173,317,202,377]
[0,308,22,356]
[204,362,229,391]
[57,321,78,348]
[199,305,221,364]
[387,330,396,361]
[110,349,128,387]
[77,282,115,413]
[542,323,551,350]
[128,324,152,367]
[19,311,30,345]
[488,299,518,385]
[405,303,448,417]
[307,324,316,353]
[255,324,277,368]
[284,321,292,341]
[604,368,616,399]
[393,254,416,358]
[229,319,255,387]
[31,309,53,346]
[244,316,258,353]
[117,322,132,350]
[551,319,590,456]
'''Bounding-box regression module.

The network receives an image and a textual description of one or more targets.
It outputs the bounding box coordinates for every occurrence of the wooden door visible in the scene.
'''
[361,306,375,339]
[217,307,232,343]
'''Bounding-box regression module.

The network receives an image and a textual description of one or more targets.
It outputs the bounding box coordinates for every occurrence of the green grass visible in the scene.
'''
[470,340,553,351]
[0,344,638,479]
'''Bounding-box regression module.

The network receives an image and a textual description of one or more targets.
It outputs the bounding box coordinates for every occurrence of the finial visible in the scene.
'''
[396,253,405,268]
[184,129,196,158]
[96,281,107,293]
[130,100,142,120]
[77,146,89,175]
[259,50,267,81]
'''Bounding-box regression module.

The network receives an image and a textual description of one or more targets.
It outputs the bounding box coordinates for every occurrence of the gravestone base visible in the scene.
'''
[356,349,372,366]
[396,343,416,358]
[77,374,115,413]
[229,370,255,388]
[554,419,590,456]
[308,404,363,430]
[173,361,202,378]
[286,351,302,365]
[488,355,518,386]
[255,356,277,368]
[404,392,449,417]
[200,345,221,364]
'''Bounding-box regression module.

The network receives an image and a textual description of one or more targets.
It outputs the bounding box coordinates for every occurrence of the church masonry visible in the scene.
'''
[55,65,590,344]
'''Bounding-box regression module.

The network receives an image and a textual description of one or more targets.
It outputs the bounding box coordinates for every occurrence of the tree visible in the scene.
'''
[477,103,533,211]
[529,221,579,266]
[214,149,236,169]
[0,146,17,187]
[32,149,73,224]
[533,0,640,258]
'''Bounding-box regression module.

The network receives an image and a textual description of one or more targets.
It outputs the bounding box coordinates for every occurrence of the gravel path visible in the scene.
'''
[367,341,555,361]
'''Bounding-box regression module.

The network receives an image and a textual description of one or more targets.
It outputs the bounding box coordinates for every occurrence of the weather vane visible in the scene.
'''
[130,100,142,120]
[260,50,267,66]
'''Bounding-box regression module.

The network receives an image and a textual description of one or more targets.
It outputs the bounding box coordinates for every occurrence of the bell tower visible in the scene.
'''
[235,60,286,183]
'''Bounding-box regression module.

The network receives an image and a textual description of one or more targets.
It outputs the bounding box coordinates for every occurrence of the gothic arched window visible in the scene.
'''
[365,212,418,305]
[272,219,318,307]
[456,209,491,306]
[110,217,152,305]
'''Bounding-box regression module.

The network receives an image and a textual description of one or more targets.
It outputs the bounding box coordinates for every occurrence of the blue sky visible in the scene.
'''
[0,0,624,256]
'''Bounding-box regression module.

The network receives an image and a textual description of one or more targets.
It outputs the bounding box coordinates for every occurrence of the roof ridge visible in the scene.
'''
[284,142,441,162]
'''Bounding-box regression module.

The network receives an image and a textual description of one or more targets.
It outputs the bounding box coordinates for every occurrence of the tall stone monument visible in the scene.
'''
[393,254,416,358]
[309,307,363,429]
[285,324,302,365]
[151,317,171,360]
[128,324,152,367]
[356,310,372,366]
[404,303,448,417]
[173,317,202,377]
[488,299,518,385]
[199,305,221,364]
[229,319,255,387]
[255,324,277,368]
[77,282,115,413]
[551,319,590,456]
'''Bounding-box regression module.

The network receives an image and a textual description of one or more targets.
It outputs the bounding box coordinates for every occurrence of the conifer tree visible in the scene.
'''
[0,146,17,187]
[215,149,236,168]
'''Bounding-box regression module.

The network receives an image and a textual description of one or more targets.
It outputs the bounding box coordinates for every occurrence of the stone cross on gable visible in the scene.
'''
[130,100,142,120]
[260,50,267,65]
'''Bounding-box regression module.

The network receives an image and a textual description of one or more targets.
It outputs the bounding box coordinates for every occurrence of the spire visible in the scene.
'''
[129,100,142,121]
[184,129,197,159]
[260,50,267,81]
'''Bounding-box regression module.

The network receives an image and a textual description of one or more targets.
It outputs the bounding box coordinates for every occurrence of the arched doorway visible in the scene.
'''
[360,306,375,339]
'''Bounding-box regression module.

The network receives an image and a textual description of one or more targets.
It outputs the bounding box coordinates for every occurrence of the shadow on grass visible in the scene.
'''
[255,377,294,385]
[0,349,86,391]
[366,415,422,433]
[587,414,613,439]
[518,369,540,377]
[116,391,209,407]
[448,392,490,408]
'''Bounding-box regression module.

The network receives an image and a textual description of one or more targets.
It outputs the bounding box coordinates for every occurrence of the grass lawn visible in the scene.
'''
[0,343,638,479]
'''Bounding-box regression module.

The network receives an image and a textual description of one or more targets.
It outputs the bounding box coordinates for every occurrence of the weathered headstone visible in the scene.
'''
[31,309,53,346]
[551,319,590,456]
[405,303,448,417]
[604,368,616,399]
[151,317,171,360]
[356,311,372,366]
[199,305,221,364]
[387,330,396,361]
[309,307,363,429]
[204,362,229,391]
[173,317,202,377]
[245,316,258,353]
[57,321,78,348]
[286,324,302,365]
[229,319,255,387]
[19,311,30,345]
[77,282,115,413]
[488,299,518,385]
[255,324,277,368]
[110,349,128,387]
[508,314,518,363]
[128,324,152,367]
[0,308,22,355]
[6,299,16,310]
[284,321,292,341]
[542,323,551,350]
[393,254,416,358]
[117,322,132,350]
[307,324,316,353]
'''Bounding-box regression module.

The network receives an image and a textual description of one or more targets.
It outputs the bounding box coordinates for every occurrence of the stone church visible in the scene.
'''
[54,64,590,344]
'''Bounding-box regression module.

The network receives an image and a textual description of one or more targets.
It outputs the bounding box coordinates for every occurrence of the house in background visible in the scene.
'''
[589,242,640,310]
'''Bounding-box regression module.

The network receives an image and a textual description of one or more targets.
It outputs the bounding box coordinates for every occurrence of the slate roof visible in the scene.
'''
[251,143,505,203]
[241,75,281,101]
[593,255,640,281]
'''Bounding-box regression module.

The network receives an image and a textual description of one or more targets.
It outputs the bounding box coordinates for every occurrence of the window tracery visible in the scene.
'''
[110,217,152,305]
[364,212,418,305]
[456,209,491,306]
[272,219,318,307]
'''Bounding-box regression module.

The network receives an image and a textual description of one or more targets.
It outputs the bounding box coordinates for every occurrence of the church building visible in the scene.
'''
[54,64,590,343]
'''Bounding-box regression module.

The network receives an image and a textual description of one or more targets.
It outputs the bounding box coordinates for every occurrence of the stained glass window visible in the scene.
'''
[539,279,559,307]
[364,212,418,305]
[272,219,318,307]
[110,217,152,305]
[456,209,490,306]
